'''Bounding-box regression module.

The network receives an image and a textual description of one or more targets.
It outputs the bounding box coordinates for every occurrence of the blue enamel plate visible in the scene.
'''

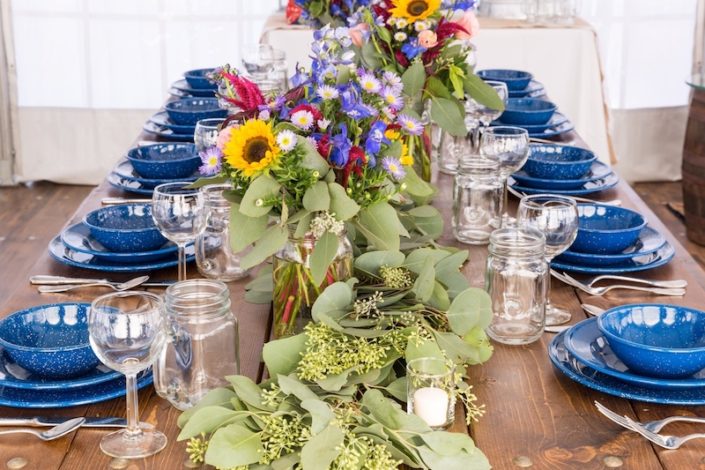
[107,171,155,195]
[528,120,575,138]
[171,79,217,98]
[509,171,619,196]
[0,371,152,408]
[142,121,194,142]
[512,161,612,190]
[508,80,545,98]
[149,111,197,134]
[551,241,675,274]
[493,111,568,133]
[564,318,705,390]
[0,347,120,390]
[556,226,666,266]
[169,87,191,98]
[49,235,194,272]
[549,330,705,405]
[61,222,177,264]
[113,160,199,189]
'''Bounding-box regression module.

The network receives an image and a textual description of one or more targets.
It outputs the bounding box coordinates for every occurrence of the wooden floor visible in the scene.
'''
[0,181,702,290]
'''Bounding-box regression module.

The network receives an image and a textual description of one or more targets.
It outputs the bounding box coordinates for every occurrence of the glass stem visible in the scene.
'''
[500,178,510,226]
[472,124,482,153]
[125,373,141,438]
[177,243,186,281]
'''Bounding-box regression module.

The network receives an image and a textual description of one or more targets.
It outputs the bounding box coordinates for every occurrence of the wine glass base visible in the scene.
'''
[545,306,572,326]
[100,428,167,459]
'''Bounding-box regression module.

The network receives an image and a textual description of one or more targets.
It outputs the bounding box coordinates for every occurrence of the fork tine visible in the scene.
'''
[594,401,635,431]
[624,416,668,447]
[552,270,592,294]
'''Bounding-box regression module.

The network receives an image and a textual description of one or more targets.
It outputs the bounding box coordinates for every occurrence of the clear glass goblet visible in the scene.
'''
[194,118,225,154]
[517,195,579,326]
[466,80,509,151]
[241,44,285,80]
[480,126,530,223]
[152,182,207,281]
[89,291,167,459]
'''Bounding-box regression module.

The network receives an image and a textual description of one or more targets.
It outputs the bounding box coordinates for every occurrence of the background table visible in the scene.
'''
[0,130,704,469]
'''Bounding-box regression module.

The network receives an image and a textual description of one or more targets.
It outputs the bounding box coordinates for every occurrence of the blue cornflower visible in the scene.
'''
[401,38,426,60]
[329,124,352,167]
[364,121,389,157]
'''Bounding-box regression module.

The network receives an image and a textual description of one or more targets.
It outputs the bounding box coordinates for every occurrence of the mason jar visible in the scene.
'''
[272,230,353,338]
[195,184,250,282]
[154,279,239,410]
[485,227,547,345]
[452,159,503,245]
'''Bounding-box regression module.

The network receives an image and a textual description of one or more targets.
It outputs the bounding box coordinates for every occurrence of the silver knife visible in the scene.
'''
[0,417,129,428]
[30,275,175,288]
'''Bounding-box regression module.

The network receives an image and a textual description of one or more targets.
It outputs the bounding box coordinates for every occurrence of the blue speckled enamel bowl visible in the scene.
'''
[477,69,533,91]
[571,204,646,254]
[126,143,200,179]
[83,204,166,253]
[598,304,705,378]
[500,98,557,125]
[183,68,217,90]
[523,144,597,180]
[164,97,226,125]
[0,303,99,378]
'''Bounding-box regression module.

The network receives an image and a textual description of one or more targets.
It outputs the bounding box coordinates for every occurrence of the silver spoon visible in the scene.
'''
[0,417,84,441]
[581,304,606,317]
[38,275,149,293]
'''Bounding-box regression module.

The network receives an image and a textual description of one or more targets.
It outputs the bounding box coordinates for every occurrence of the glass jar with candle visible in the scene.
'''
[196,184,251,282]
[485,227,547,345]
[407,358,456,429]
[452,158,503,245]
[154,279,239,410]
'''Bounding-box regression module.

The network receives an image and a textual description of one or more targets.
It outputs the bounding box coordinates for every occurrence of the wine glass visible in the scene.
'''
[152,182,207,281]
[194,118,225,154]
[466,80,508,151]
[480,126,530,223]
[517,195,579,326]
[241,43,285,80]
[89,292,167,458]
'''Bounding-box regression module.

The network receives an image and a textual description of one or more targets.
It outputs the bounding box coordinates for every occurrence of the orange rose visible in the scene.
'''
[454,11,479,40]
[418,30,438,48]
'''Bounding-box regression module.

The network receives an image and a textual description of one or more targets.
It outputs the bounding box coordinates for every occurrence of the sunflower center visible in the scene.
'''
[407,0,429,16]
[243,137,271,163]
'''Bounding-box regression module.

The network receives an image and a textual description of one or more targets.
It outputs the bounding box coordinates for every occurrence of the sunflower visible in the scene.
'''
[389,0,441,23]
[223,119,281,178]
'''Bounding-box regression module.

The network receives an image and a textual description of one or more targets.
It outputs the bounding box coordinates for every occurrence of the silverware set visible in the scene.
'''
[551,269,687,296]
[595,401,705,449]
[0,416,131,441]
[30,275,174,293]
[507,184,622,207]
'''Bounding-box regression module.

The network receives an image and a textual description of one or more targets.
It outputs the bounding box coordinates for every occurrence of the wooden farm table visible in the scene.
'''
[2,131,705,470]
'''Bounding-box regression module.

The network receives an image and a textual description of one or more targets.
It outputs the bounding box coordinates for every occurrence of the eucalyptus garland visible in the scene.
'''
[178,246,493,469]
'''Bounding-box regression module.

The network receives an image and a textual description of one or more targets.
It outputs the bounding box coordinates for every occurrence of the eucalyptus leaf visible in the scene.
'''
[404,248,449,274]
[437,271,470,299]
[299,137,330,175]
[432,330,481,365]
[412,256,435,302]
[425,76,452,100]
[309,231,339,286]
[406,337,444,362]
[205,424,263,468]
[177,387,237,428]
[418,446,491,470]
[421,431,478,456]
[244,289,273,304]
[328,182,360,220]
[300,424,344,470]
[447,287,493,334]
[263,333,308,376]
[271,453,300,470]
[277,374,319,402]
[361,389,430,433]
[301,399,335,434]
[317,369,352,392]
[230,203,268,253]
[311,282,353,322]
[428,280,451,310]
[354,250,405,273]
[361,40,382,69]
[408,205,440,218]
[357,202,402,251]
[240,224,288,270]
[240,175,281,217]
[188,175,229,189]
[435,250,469,276]
[226,375,269,410]
[401,168,435,203]
[401,60,426,98]
[384,376,408,402]
[295,212,313,238]
[303,181,330,213]
[463,72,505,112]
[431,97,467,137]
[177,406,248,441]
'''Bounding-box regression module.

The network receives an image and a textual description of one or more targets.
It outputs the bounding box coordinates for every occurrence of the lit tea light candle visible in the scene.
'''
[412,386,450,427]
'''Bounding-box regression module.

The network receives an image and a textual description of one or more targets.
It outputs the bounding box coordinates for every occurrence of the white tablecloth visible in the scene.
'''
[261,14,614,164]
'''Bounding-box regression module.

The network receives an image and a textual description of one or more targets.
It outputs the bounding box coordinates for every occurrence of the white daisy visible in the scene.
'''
[396,18,408,28]
[394,32,408,42]
[291,110,314,131]
[276,130,297,152]
[316,84,339,100]
[359,73,382,94]
[415,20,429,32]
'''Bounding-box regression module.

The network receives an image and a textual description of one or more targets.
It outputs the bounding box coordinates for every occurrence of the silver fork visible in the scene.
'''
[507,185,622,206]
[595,401,705,433]
[569,272,688,289]
[624,416,705,449]
[552,271,685,296]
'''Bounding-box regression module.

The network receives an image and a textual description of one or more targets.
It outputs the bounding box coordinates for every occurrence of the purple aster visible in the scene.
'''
[382,86,404,111]
[382,157,406,180]
[199,146,222,176]
[398,114,424,135]
[382,71,403,92]
[358,72,382,94]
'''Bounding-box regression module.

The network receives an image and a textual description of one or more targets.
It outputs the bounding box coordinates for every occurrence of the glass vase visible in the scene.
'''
[272,231,353,338]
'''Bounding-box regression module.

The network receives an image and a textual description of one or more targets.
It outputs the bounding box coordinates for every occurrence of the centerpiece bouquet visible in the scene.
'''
[199,26,439,337]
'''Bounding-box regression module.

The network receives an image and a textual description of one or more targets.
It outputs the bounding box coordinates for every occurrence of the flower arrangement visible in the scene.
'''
[286,0,374,27]
[198,35,440,336]
[179,246,494,469]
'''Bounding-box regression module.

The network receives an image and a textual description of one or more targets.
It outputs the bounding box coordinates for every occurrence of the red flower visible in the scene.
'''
[286,0,303,24]
[395,50,410,68]
[220,72,265,112]
[342,146,366,188]
[290,104,323,125]
[436,18,469,42]
[317,134,331,158]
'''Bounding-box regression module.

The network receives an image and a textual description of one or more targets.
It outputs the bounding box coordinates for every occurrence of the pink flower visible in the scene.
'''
[418,30,438,48]
[216,126,233,151]
[454,11,480,40]
[349,23,370,48]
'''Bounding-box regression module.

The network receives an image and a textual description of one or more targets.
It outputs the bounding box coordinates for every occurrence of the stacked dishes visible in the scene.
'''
[491,97,574,139]
[169,67,217,98]
[108,143,201,195]
[0,303,151,407]
[553,203,674,274]
[50,203,194,272]
[549,305,705,405]
[144,95,225,141]
[510,143,619,195]
[477,69,546,98]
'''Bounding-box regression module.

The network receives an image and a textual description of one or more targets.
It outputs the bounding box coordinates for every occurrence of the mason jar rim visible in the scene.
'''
[165,279,230,316]
[519,194,577,210]
[489,227,546,256]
